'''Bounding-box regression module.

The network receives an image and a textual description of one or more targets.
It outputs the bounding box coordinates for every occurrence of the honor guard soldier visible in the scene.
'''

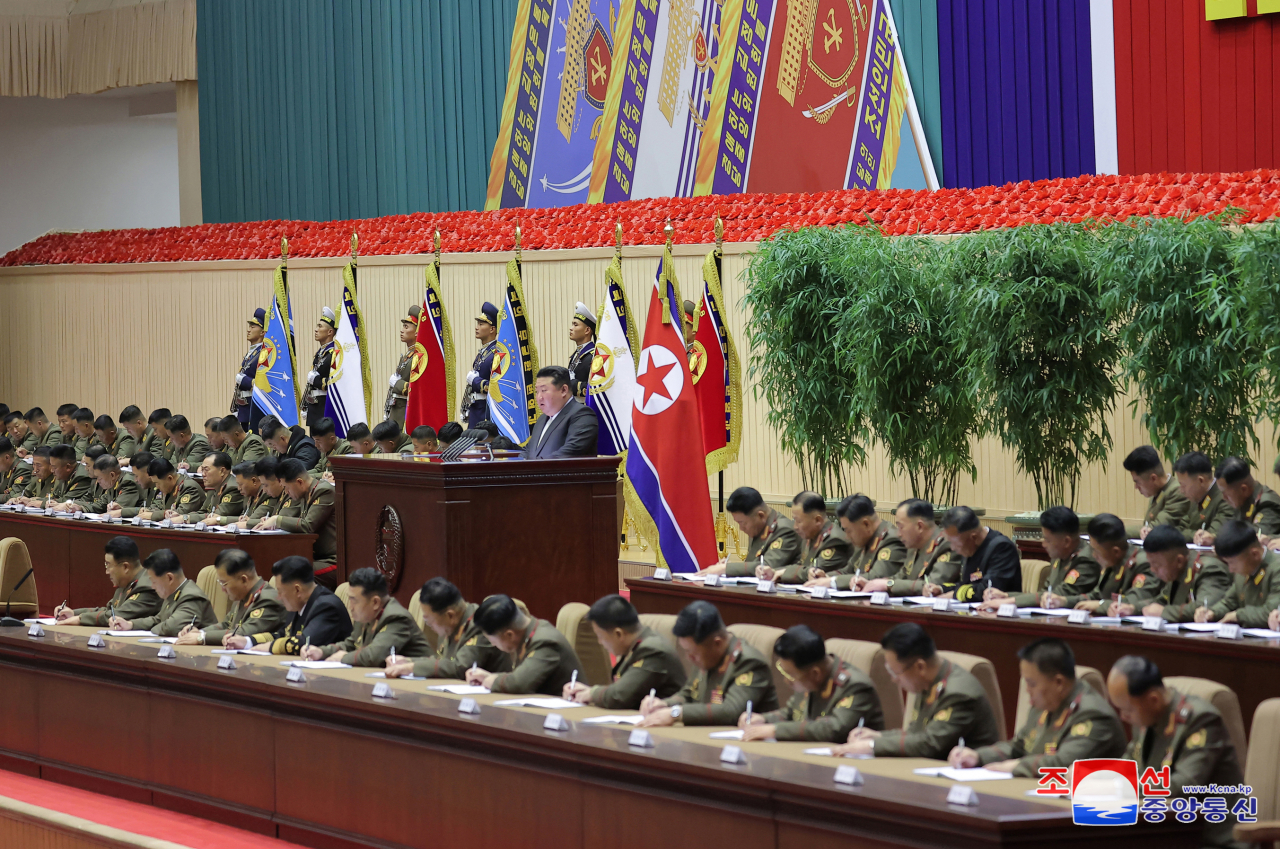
[770,491,850,584]
[385,305,421,425]
[304,307,337,427]
[638,600,778,727]
[567,302,596,399]
[702,486,802,578]
[562,594,685,709]
[1125,445,1193,538]
[466,594,584,696]
[385,578,511,680]
[234,308,267,430]
[462,302,499,427]
[54,536,161,627]
[950,638,1125,776]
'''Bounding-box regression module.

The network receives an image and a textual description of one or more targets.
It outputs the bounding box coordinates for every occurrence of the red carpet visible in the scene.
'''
[0,768,307,848]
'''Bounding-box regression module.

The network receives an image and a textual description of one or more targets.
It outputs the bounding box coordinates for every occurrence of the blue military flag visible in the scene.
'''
[487,258,539,445]
[253,263,302,427]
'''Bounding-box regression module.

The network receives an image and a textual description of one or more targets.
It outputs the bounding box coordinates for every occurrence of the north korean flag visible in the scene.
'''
[624,253,719,573]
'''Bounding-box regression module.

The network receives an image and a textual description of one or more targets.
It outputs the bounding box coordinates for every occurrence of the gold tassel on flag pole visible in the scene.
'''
[281,236,288,264]
[659,220,673,324]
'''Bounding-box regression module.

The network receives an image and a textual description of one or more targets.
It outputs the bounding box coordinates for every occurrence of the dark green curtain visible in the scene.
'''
[197,0,517,223]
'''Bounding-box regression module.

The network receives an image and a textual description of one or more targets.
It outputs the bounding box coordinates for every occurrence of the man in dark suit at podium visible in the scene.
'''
[524,366,598,459]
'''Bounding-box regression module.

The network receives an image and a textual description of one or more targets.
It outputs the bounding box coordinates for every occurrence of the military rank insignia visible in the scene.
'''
[735,672,753,686]
[1071,721,1092,737]
[878,549,891,560]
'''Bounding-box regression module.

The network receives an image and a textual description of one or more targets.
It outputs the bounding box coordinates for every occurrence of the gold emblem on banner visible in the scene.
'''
[408,342,429,383]
[688,341,708,384]
[776,0,869,123]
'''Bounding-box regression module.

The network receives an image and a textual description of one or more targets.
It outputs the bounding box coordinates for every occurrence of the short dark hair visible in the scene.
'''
[232,461,257,478]
[72,407,94,423]
[0,438,12,456]
[1039,505,1079,535]
[586,594,641,631]
[1112,655,1163,696]
[1214,456,1251,486]
[535,365,571,388]
[773,624,826,668]
[420,577,463,613]
[254,456,280,478]
[84,444,107,462]
[2,411,21,426]
[725,486,765,515]
[148,408,171,425]
[1173,451,1213,477]
[119,406,143,424]
[205,417,223,431]
[1086,513,1128,545]
[57,404,79,417]
[219,415,244,433]
[258,416,283,439]
[93,454,120,473]
[215,548,256,577]
[149,458,177,478]
[143,548,182,576]
[490,435,516,450]
[348,566,390,598]
[49,444,76,463]
[272,555,314,584]
[836,494,876,522]
[1214,520,1259,558]
[792,491,826,515]
[33,446,52,461]
[411,425,437,441]
[311,417,336,438]
[346,422,372,441]
[165,415,190,434]
[671,600,725,643]
[437,422,463,444]
[372,420,401,442]
[203,451,231,472]
[475,593,520,633]
[24,407,46,422]
[1123,446,1163,475]
[941,505,980,533]
[1017,637,1076,679]
[277,457,308,481]
[1143,524,1189,553]
[476,420,499,438]
[104,535,140,564]
[897,498,935,522]
[880,622,936,663]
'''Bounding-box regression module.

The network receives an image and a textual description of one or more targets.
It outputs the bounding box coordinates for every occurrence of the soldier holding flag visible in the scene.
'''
[304,307,337,428]
[385,306,421,426]
[233,308,267,431]
[462,302,499,428]
[568,303,596,399]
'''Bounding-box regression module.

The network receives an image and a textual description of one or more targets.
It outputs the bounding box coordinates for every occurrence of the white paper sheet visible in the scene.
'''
[280,660,352,669]
[803,747,834,756]
[913,767,1014,781]
[709,730,745,740]
[1018,608,1075,617]
[427,684,490,694]
[580,715,644,725]
[100,630,155,636]
[1174,622,1222,631]
[23,618,57,625]
[492,698,583,709]
[1242,628,1280,638]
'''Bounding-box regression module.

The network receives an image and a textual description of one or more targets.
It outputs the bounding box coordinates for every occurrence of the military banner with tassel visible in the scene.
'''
[405,229,457,432]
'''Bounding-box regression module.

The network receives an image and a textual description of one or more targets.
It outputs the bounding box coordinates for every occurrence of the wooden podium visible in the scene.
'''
[330,455,621,620]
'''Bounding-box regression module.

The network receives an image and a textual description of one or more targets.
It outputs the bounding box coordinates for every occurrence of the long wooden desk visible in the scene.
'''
[625,578,1280,734]
[0,624,1193,849]
[0,511,313,612]
[331,454,620,618]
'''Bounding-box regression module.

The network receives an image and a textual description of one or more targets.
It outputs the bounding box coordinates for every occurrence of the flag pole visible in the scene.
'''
[350,233,359,295]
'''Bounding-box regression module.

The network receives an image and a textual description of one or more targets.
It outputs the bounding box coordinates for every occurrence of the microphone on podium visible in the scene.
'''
[0,565,36,627]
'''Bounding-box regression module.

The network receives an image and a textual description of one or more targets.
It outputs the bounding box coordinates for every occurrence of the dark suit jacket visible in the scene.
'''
[256,584,352,654]
[524,398,598,459]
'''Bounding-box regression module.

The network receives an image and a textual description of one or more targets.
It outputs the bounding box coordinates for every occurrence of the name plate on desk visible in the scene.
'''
[869,592,889,606]
[704,574,721,587]
[217,655,237,670]
[627,729,655,748]
[810,586,831,600]
[932,599,950,612]
[131,516,143,525]
[543,713,570,732]
[286,667,307,684]
[652,568,672,582]
[834,765,864,786]
[1141,616,1164,632]
[371,682,397,699]
[193,522,206,531]
[946,785,979,806]
[27,623,44,637]
[458,698,481,715]
[1217,624,1241,640]
[997,604,1018,618]
[87,634,106,648]
[719,745,747,765]
[1068,610,1092,625]
[756,581,776,594]
[157,645,176,659]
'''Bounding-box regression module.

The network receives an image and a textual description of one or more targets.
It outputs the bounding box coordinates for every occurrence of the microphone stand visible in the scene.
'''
[0,566,37,626]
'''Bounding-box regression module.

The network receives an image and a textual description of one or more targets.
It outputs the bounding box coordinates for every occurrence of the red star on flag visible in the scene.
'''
[637,358,676,407]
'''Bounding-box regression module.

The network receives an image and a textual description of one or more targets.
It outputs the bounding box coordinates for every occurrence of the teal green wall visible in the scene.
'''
[196,0,517,223]
[889,0,944,187]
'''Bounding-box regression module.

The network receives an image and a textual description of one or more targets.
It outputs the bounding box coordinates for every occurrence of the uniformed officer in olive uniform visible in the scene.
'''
[73,454,140,515]
[1174,452,1234,545]
[385,578,510,679]
[951,638,1125,776]
[304,307,337,428]
[241,556,351,654]
[4,412,38,456]
[1195,520,1280,627]
[638,600,779,727]
[771,491,850,584]
[14,446,55,504]
[864,499,958,597]
[175,549,285,646]
[54,536,161,627]
[220,415,267,466]
[703,486,801,578]
[119,406,161,460]
[166,415,210,472]
[304,567,431,667]
[385,304,423,425]
[567,302,596,399]
[1125,445,1193,537]
[1065,513,1160,615]
[741,625,883,743]
[1215,456,1280,539]
[93,415,135,463]
[462,302,499,427]
[562,594,685,708]
[234,308,267,430]
[0,438,33,499]
[1115,524,1233,621]
[834,622,1000,758]
[45,444,92,509]
[984,506,1100,609]
[309,417,350,480]
[1108,656,1249,849]
[808,494,907,590]
[465,594,584,696]
[241,456,285,526]
[139,458,205,522]
[255,458,338,588]
[180,452,243,524]
[112,549,217,637]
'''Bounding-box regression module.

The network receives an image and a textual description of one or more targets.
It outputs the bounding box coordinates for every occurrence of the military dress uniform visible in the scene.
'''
[385,304,422,425]
[71,568,161,626]
[277,479,337,587]
[832,521,907,588]
[304,309,337,427]
[585,625,686,709]
[244,489,283,524]
[74,473,140,514]
[1145,475,1194,535]
[180,477,243,523]
[141,475,205,521]
[1125,689,1248,849]
[1012,544,1101,607]
[488,619,584,696]
[21,473,55,501]
[761,657,884,742]
[172,433,210,470]
[50,467,93,505]
[229,433,268,465]
[199,578,286,645]
[1190,485,1233,537]
[1071,544,1159,614]
[777,521,851,584]
[318,597,432,667]
[1150,552,1234,622]
[130,578,217,636]
[873,658,1001,758]
[1236,481,1280,536]
[975,679,1126,776]
[462,302,499,427]
[568,342,594,399]
[39,427,64,449]
[234,308,267,429]
[886,527,959,596]
[726,507,802,577]
[0,462,32,499]
[310,438,351,478]
[664,635,779,725]
[1208,548,1280,627]
[409,602,512,679]
[14,430,39,455]
[116,482,154,519]
[132,426,162,459]
[253,584,352,654]
[102,431,136,463]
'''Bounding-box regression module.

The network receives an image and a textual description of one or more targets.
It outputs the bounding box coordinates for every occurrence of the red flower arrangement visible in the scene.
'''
[4,170,1278,267]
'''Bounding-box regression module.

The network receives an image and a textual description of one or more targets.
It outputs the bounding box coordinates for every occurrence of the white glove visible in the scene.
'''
[236,371,246,384]
[466,370,479,384]
[389,373,399,389]
[307,370,318,383]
